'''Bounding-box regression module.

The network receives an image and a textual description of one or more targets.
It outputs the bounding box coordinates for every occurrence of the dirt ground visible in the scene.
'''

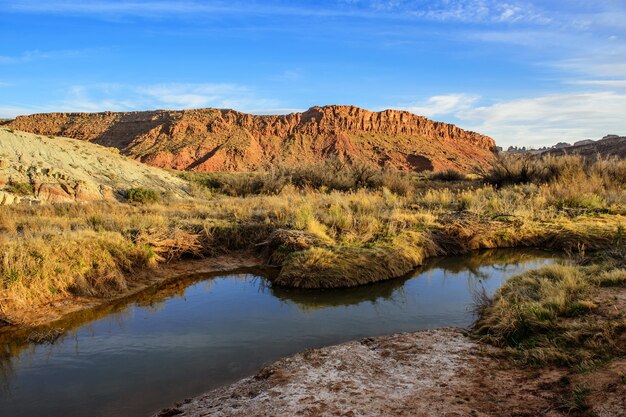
[155,327,625,417]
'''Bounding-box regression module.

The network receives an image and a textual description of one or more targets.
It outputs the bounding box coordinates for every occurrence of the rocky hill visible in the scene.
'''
[504,135,625,158]
[542,135,625,158]
[0,128,190,205]
[6,106,496,173]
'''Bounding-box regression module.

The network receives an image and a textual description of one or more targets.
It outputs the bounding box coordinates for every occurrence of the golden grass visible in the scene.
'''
[276,231,441,288]
[474,249,626,368]
[0,155,624,325]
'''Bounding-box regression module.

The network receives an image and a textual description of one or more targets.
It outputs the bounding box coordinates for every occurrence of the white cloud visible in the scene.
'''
[457,92,626,146]
[568,80,626,88]
[0,82,287,117]
[411,0,550,24]
[0,106,36,118]
[555,56,626,80]
[273,69,303,82]
[396,91,625,147]
[399,94,479,118]
[135,83,252,108]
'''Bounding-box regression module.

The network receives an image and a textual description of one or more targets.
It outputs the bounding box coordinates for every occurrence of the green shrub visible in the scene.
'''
[5,181,34,195]
[126,187,161,204]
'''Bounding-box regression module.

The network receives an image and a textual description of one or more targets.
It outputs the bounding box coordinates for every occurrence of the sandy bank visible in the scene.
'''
[154,329,577,417]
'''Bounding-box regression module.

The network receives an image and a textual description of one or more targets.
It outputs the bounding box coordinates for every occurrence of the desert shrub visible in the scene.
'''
[178,171,222,190]
[180,159,413,196]
[287,158,357,191]
[381,169,413,196]
[590,157,626,186]
[5,180,34,195]
[265,160,410,195]
[483,154,539,186]
[483,154,576,186]
[180,171,287,197]
[126,187,161,204]
[431,169,464,181]
[483,153,626,206]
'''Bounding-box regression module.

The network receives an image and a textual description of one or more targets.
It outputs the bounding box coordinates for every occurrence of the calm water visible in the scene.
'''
[0,250,558,417]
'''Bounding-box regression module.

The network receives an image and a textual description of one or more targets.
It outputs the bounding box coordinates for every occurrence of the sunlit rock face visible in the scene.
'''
[8,105,496,173]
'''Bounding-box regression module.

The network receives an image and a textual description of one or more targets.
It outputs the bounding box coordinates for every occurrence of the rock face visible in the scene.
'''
[7,106,496,172]
[0,128,191,205]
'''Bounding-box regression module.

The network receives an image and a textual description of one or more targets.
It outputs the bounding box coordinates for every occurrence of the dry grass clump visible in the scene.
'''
[276,231,440,288]
[483,153,626,189]
[1,231,142,314]
[474,249,626,367]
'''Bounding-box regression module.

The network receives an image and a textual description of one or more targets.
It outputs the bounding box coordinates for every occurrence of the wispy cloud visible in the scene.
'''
[4,0,552,24]
[0,49,93,65]
[407,0,550,24]
[397,91,626,147]
[0,106,38,118]
[460,92,626,146]
[398,94,478,118]
[135,84,253,108]
[554,54,626,79]
[568,80,626,88]
[0,82,289,117]
[273,69,304,82]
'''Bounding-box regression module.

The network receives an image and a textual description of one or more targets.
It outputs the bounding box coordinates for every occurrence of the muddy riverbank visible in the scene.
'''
[156,327,626,417]
[0,252,263,331]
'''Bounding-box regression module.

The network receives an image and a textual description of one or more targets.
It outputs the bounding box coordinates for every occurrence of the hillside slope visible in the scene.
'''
[0,128,190,205]
[6,105,496,173]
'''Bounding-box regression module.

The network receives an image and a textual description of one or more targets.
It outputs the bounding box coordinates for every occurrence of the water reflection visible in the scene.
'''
[270,248,552,310]
[0,249,558,417]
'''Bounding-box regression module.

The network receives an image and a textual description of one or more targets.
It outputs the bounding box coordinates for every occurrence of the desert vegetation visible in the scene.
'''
[0,155,624,326]
[475,247,626,368]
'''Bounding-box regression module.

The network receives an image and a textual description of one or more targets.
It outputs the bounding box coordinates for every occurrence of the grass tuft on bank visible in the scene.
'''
[474,248,626,368]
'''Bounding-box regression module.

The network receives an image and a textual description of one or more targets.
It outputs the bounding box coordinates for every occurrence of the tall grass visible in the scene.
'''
[474,248,626,368]
[483,153,626,188]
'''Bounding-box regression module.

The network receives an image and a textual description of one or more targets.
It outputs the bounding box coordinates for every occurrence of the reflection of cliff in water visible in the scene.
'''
[270,249,559,311]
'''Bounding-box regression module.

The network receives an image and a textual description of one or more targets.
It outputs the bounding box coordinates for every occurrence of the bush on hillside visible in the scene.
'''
[431,169,465,181]
[5,180,35,196]
[126,187,161,204]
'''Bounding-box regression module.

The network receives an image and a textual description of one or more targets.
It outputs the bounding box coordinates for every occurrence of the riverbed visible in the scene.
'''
[0,249,558,417]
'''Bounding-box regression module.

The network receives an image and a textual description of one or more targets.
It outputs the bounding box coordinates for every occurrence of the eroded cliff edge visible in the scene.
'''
[8,105,496,172]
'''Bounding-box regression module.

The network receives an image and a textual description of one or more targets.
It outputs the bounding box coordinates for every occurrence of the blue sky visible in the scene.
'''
[0,0,625,147]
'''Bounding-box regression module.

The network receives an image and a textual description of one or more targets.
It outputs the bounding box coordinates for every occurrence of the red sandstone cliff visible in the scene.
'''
[7,105,496,172]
